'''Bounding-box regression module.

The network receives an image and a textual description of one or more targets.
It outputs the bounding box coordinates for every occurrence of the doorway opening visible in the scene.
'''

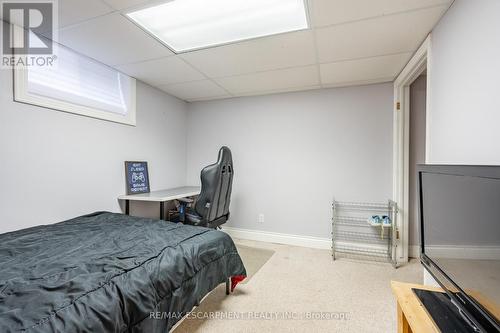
[392,36,430,264]
[408,73,427,258]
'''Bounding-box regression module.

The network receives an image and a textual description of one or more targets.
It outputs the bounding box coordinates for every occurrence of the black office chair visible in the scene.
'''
[181,146,234,229]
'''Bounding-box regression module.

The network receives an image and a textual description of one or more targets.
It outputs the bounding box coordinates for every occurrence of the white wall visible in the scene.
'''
[0,69,188,233]
[186,84,394,238]
[422,0,500,285]
[428,0,500,164]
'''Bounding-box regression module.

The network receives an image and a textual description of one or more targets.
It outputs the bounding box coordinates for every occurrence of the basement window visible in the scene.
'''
[126,0,309,53]
[14,43,136,126]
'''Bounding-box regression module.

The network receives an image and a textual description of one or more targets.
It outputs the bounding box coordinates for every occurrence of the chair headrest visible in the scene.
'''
[218,146,233,167]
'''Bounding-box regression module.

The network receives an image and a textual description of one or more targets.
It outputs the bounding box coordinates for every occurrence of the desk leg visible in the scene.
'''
[160,202,165,220]
[125,200,130,215]
[397,302,412,333]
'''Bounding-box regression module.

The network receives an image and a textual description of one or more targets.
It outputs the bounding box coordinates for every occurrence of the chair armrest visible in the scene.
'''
[177,197,194,223]
[203,202,211,219]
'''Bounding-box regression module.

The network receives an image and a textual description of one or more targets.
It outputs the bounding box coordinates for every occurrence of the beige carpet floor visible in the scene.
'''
[234,244,275,284]
[173,239,423,333]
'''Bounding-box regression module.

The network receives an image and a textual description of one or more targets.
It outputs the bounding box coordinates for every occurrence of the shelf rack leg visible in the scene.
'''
[332,201,336,261]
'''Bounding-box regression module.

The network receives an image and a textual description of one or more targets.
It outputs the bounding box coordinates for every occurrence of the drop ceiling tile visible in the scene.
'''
[159,80,229,101]
[320,53,412,85]
[187,95,234,102]
[236,85,322,98]
[102,0,152,11]
[215,66,319,95]
[311,0,452,27]
[58,13,173,66]
[57,0,114,28]
[116,57,204,86]
[181,30,317,78]
[316,5,448,63]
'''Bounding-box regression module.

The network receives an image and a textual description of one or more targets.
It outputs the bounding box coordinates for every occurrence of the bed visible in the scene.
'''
[0,212,246,332]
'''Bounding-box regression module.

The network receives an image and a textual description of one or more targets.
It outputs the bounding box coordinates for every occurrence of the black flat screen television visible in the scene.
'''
[418,165,500,332]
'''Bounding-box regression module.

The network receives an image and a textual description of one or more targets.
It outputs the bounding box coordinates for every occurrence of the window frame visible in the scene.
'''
[13,60,137,126]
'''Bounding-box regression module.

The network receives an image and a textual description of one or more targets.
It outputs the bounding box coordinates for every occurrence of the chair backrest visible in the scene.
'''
[194,146,234,222]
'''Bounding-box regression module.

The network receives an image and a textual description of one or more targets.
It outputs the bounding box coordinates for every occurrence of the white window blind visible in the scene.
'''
[14,42,136,125]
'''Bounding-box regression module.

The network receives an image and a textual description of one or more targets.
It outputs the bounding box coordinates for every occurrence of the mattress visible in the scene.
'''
[0,212,246,332]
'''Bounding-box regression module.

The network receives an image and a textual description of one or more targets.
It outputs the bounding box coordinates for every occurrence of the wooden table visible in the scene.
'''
[118,186,201,220]
[391,281,442,333]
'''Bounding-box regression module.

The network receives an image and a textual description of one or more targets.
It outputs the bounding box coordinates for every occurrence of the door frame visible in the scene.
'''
[393,35,431,264]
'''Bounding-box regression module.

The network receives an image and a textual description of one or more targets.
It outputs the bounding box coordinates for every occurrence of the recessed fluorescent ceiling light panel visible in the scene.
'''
[127,0,309,53]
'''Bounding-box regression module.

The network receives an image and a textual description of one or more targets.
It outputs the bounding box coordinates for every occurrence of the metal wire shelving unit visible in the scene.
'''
[332,200,398,267]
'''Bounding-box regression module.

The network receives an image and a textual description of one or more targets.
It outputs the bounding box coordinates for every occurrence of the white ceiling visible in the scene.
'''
[49,0,452,102]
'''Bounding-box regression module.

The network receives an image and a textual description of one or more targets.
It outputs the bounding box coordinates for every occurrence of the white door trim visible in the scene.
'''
[393,35,431,264]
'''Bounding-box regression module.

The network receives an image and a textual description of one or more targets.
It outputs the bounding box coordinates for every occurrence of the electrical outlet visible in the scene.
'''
[258,214,265,223]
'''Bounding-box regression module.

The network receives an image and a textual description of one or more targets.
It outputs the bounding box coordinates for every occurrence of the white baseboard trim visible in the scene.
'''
[409,244,500,260]
[221,228,500,259]
[424,245,500,260]
[221,226,331,250]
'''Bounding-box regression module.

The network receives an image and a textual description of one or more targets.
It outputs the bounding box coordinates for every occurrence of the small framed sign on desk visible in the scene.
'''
[125,161,150,195]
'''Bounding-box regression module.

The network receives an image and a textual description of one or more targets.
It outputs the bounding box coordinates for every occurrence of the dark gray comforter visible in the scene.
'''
[0,212,246,332]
